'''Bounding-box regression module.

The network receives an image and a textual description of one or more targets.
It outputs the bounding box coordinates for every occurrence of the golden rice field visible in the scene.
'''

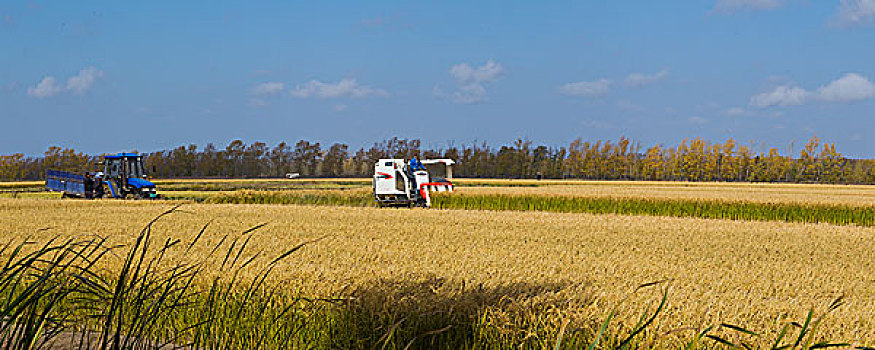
[2,197,874,346]
[458,182,875,206]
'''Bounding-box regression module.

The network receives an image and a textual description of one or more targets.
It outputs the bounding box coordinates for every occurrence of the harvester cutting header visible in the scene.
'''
[373,158,455,207]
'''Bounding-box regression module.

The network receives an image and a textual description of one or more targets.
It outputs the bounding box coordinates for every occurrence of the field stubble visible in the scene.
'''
[1,198,874,346]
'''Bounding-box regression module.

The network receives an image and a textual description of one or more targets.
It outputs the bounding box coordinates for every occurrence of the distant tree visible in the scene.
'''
[225,140,246,177]
[797,136,821,182]
[293,140,322,176]
[322,143,349,177]
[243,142,268,177]
[0,153,26,180]
[819,142,845,184]
[269,142,292,177]
[198,143,219,177]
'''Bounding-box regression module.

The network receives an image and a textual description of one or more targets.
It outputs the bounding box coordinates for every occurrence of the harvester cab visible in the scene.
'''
[101,153,158,199]
[373,157,455,207]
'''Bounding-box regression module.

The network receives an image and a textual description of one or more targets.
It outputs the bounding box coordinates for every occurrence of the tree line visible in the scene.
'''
[1,136,874,184]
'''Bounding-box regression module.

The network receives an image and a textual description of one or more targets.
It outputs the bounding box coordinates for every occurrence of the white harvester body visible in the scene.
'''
[373,158,455,207]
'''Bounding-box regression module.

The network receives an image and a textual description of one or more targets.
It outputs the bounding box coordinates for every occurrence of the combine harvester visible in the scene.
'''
[373,158,455,207]
[45,153,159,199]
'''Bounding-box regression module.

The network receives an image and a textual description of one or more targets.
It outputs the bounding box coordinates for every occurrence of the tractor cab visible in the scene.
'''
[101,153,158,198]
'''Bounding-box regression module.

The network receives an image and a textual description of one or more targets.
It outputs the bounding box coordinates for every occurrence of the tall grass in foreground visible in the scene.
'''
[204,190,875,227]
[0,204,330,349]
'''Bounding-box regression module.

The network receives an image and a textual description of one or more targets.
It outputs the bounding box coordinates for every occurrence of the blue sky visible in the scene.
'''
[1,1,874,157]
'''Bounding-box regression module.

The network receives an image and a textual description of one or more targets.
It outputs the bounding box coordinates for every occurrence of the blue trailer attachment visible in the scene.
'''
[45,169,86,197]
[44,153,159,199]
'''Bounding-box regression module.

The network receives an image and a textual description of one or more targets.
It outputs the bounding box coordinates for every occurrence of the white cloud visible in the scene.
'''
[65,67,104,94]
[447,60,503,104]
[749,85,809,107]
[451,83,488,104]
[712,0,786,13]
[450,60,503,83]
[835,0,875,25]
[816,73,875,102]
[28,67,105,98]
[624,69,670,87]
[289,78,389,99]
[333,104,347,112]
[27,76,62,98]
[559,79,611,97]
[749,73,875,108]
[252,82,285,96]
[688,116,708,125]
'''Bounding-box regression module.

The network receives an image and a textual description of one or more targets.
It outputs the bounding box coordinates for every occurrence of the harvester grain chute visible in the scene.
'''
[45,153,159,199]
[373,158,455,207]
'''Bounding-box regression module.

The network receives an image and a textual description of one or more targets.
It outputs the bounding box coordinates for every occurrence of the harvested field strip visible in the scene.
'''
[158,181,366,191]
[152,178,371,187]
[205,189,374,206]
[203,190,875,227]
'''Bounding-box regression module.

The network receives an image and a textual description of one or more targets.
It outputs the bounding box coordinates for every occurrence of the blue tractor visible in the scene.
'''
[46,153,159,199]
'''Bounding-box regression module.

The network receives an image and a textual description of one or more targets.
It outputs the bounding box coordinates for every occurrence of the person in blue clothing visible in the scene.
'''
[409,157,426,172]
